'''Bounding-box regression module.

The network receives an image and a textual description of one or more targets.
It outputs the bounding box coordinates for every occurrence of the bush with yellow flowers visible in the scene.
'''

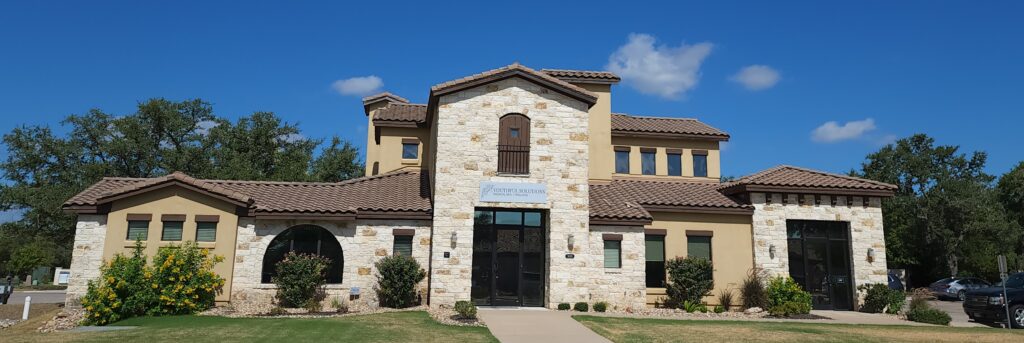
[80,240,225,325]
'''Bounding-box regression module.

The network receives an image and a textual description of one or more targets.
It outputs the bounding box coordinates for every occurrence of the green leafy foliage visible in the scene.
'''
[0,98,364,273]
[557,303,571,311]
[765,276,811,317]
[593,301,608,313]
[454,300,477,319]
[906,307,952,325]
[713,305,725,313]
[573,302,589,312]
[664,257,714,309]
[740,268,768,309]
[857,283,905,314]
[272,252,329,309]
[80,241,224,325]
[717,288,735,311]
[682,300,707,313]
[374,255,426,308]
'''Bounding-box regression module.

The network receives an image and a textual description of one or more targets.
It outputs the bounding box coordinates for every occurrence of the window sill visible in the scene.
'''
[496,173,530,178]
[401,159,419,165]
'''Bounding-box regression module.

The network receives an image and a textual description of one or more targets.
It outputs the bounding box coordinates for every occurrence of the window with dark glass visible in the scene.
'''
[645,235,666,287]
[687,234,712,260]
[614,147,630,173]
[604,239,621,268]
[196,221,217,242]
[693,151,708,177]
[127,220,149,241]
[393,236,413,256]
[401,139,419,159]
[641,148,656,175]
[667,150,682,176]
[498,114,530,174]
[162,221,183,241]
[262,225,344,283]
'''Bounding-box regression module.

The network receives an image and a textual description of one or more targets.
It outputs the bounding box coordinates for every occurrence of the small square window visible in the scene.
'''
[162,221,183,241]
[196,222,217,242]
[394,236,413,257]
[604,240,621,268]
[127,220,149,241]
[402,142,418,159]
[510,128,520,138]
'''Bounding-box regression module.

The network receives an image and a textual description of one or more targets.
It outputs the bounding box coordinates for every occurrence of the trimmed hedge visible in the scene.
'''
[765,276,812,317]
[375,255,426,308]
[557,303,571,311]
[858,283,905,314]
[906,307,951,325]
[593,301,608,312]
[574,302,589,312]
[454,300,477,319]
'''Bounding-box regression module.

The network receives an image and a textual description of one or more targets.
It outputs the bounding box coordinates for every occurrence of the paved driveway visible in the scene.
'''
[477,308,611,343]
[6,290,66,304]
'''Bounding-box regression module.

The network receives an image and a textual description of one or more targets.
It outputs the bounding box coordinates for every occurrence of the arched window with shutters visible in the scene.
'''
[498,113,530,174]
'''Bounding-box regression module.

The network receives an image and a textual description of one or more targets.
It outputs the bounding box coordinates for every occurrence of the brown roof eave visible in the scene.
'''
[356,210,433,220]
[252,212,358,221]
[611,131,730,142]
[589,217,653,226]
[372,120,425,128]
[720,184,896,197]
[429,70,598,107]
[96,180,253,208]
[643,205,753,215]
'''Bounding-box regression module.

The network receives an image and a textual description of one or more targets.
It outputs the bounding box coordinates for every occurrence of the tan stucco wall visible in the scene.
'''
[579,83,613,183]
[103,187,240,302]
[611,137,721,181]
[362,103,389,176]
[375,126,431,174]
[644,211,753,307]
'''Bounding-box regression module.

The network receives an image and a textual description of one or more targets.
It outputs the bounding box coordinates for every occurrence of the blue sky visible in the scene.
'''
[1,1,1022,178]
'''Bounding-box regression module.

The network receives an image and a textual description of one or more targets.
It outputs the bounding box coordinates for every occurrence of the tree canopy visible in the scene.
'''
[0,98,363,274]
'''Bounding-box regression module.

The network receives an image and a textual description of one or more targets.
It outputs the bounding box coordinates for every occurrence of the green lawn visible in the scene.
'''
[574,315,1024,343]
[6,311,498,343]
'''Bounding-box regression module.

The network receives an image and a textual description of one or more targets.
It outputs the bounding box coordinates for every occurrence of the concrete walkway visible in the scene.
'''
[477,308,611,343]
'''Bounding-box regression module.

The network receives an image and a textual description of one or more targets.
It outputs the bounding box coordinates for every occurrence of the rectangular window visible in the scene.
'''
[667,150,682,176]
[645,235,666,287]
[196,221,217,242]
[614,148,630,174]
[162,221,184,241]
[604,240,621,268]
[394,236,413,256]
[693,151,708,177]
[402,141,418,159]
[687,235,712,261]
[127,220,149,241]
[641,149,656,175]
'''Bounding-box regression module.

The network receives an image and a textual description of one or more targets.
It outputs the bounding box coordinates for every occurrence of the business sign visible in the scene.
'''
[479,182,547,203]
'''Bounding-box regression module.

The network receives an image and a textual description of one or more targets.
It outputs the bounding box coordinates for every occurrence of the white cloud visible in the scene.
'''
[606,33,713,100]
[332,75,383,96]
[731,65,780,91]
[195,120,218,135]
[811,118,877,143]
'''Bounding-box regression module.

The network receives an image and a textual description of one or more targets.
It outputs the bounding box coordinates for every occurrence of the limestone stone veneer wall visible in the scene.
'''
[750,193,887,304]
[430,78,595,308]
[230,218,431,313]
[587,226,647,310]
[65,215,108,306]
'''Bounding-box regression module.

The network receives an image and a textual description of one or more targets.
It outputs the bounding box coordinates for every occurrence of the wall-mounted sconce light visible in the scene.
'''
[867,248,875,263]
[450,232,458,249]
[567,234,575,251]
[769,244,777,259]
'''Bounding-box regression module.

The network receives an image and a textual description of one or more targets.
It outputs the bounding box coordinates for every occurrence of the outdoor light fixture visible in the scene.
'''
[450,232,457,249]
[567,234,575,251]
[867,248,876,262]
[769,244,776,259]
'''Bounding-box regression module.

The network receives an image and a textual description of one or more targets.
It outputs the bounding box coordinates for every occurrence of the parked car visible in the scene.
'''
[888,272,905,291]
[963,272,1024,329]
[930,277,991,301]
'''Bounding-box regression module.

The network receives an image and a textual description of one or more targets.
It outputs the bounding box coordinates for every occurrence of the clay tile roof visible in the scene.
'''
[94,171,253,205]
[540,69,621,83]
[430,63,598,105]
[589,183,652,224]
[373,103,428,124]
[611,114,730,140]
[590,180,752,224]
[361,92,409,106]
[720,165,897,196]
[64,170,432,217]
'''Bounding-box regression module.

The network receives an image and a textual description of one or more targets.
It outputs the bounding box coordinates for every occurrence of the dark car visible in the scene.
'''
[963,272,1024,329]
[888,272,905,291]
[931,277,991,301]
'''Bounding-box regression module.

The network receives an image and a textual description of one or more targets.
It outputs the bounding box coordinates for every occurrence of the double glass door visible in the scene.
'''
[471,209,545,306]
[787,220,854,310]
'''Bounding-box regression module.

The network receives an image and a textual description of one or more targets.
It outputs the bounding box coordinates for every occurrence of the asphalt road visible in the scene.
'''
[5,290,66,304]
[928,299,990,328]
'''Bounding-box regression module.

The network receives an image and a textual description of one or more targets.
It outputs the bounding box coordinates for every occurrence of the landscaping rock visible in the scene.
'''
[37,308,84,333]
[427,307,486,327]
[1,319,21,330]
[744,307,763,314]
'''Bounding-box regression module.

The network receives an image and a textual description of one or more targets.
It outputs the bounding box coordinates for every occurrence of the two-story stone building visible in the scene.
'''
[64,63,896,312]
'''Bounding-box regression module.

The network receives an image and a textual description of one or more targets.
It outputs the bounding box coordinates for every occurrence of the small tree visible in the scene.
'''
[6,239,55,279]
[664,257,714,308]
[375,255,425,308]
[273,252,329,308]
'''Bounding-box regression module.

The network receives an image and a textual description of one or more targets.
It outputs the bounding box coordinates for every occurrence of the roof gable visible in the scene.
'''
[720,165,897,197]
[93,172,253,207]
[429,63,598,106]
[611,114,730,140]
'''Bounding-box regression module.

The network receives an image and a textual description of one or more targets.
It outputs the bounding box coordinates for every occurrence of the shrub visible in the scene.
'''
[908,288,934,311]
[81,241,225,325]
[375,255,426,308]
[593,301,608,312]
[574,302,589,312]
[765,276,811,317]
[682,300,707,313]
[454,300,478,319]
[664,257,714,309]
[557,303,571,311]
[906,307,951,325]
[713,305,725,313]
[268,306,287,316]
[740,268,768,309]
[331,296,349,314]
[857,283,905,314]
[273,252,329,308]
[717,288,735,311]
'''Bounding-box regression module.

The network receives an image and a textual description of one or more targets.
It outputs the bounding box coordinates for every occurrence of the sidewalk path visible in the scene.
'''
[477,308,611,343]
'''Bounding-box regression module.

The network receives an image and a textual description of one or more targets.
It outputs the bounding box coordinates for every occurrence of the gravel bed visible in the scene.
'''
[1,318,21,330]
[427,307,486,327]
[599,307,831,321]
[37,308,85,333]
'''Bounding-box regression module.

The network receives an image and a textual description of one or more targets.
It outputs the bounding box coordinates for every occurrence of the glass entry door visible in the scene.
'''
[786,220,854,310]
[471,209,545,306]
